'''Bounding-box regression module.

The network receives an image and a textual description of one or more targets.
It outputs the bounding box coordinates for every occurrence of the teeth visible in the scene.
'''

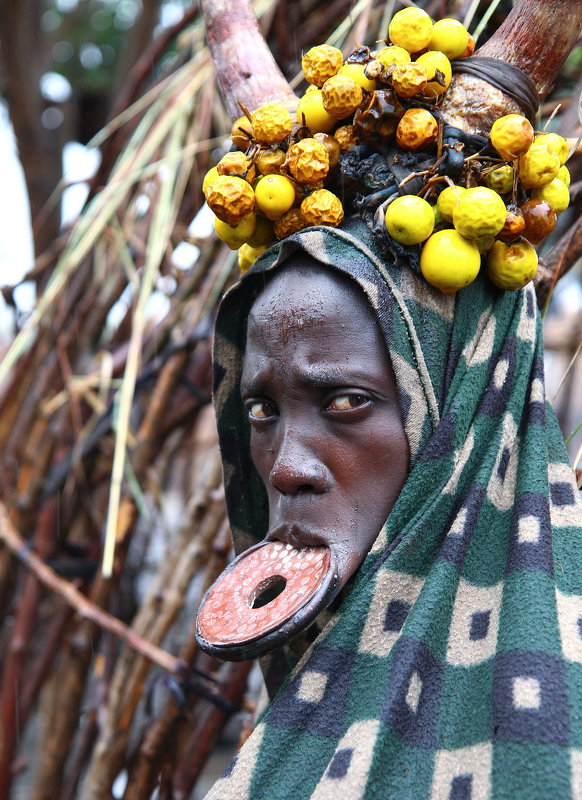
[285,543,293,550]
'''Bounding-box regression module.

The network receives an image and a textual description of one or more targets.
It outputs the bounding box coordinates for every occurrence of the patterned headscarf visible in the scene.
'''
[208,218,582,800]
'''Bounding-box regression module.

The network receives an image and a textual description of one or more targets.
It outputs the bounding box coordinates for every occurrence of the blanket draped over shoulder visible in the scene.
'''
[208,218,582,800]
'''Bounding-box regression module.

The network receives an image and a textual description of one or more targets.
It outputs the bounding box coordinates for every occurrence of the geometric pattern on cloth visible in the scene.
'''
[446,580,502,666]
[430,743,492,800]
[310,719,380,800]
[207,219,582,800]
[359,570,425,657]
[555,588,582,663]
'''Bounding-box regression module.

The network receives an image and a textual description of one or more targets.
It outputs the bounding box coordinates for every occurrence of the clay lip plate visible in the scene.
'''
[196,540,336,661]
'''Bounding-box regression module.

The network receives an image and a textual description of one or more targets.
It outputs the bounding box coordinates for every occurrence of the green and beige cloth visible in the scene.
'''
[208,218,582,800]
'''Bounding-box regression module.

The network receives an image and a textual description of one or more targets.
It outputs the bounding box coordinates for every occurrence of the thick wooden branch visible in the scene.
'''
[201,0,298,119]
[440,0,582,135]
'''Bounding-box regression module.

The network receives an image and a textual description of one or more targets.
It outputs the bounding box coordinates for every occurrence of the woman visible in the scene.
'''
[203,215,582,799]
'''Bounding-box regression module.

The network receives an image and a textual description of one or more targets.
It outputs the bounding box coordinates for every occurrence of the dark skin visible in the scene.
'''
[241,260,410,594]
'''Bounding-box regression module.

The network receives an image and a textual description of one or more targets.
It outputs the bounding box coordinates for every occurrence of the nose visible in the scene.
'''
[268,431,331,496]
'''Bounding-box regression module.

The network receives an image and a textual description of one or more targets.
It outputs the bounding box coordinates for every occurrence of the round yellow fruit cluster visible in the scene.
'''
[204,101,347,272]
[201,7,476,273]
[202,6,570,288]
[385,114,570,294]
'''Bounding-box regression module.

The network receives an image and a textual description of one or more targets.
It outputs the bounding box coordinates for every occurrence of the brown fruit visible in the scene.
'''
[273,208,309,239]
[520,199,557,245]
[231,115,253,149]
[256,149,286,175]
[353,89,404,143]
[498,205,526,243]
[313,133,341,168]
[334,124,360,152]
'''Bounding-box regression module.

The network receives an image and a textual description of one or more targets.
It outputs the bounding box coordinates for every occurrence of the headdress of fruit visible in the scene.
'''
[201,1,575,289]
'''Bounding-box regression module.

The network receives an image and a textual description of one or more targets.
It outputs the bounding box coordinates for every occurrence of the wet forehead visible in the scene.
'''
[248,262,379,339]
[242,263,395,391]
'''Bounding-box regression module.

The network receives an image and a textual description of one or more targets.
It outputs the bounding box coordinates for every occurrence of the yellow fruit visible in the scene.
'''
[322,74,363,118]
[251,103,293,144]
[416,51,452,97]
[255,148,286,175]
[557,165,571,187]
[391,62,428,98]
[214,212,257,250]
[389,7,433,53]
[254,175,296,220]
[334,124,360,152]
[302,44,343,87]
[376,45,411,68]
[518,145,560,188]
[206,175,255,225]
[230,115,254,150]
[202,166,220,196]
[534,132,569,165]
[338,62,376,91]
[490,114,534,161]
[396,108,438,151]
[432,204,447,228]
[453,186,507,239]
[217,152,255,182]
[300,189,344,226]
[531,178,570,214]
[296,90,336,133]
[385,195,435,245]
[313,133,341,168]
[436,185,465,222]
[420,230,481,294]
[484,165,514,194]
[286,138,330,184]
[474,235,497,254]
[486,239,538,290]
[238,242,269,273]
[429,18,469,59]
[247,215,274,247]
[273,208,309,239]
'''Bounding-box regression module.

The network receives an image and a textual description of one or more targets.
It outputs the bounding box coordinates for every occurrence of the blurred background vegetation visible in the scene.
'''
[0,2,580,799]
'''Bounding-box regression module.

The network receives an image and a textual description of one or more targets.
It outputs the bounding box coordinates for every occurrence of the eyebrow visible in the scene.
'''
[240,363,381,394]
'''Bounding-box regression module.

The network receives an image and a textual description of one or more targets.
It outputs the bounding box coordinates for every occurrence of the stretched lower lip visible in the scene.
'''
[196,539,338,660]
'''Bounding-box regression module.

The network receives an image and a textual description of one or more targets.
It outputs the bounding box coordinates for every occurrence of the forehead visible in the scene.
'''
[248,262,378,339]
[242,262,395,386]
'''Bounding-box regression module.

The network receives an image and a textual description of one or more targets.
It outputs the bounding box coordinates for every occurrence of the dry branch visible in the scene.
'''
[201,0,298,117]
[0,501,185,675]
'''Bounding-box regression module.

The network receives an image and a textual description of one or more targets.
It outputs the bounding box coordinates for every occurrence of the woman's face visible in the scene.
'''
[241,261,410,589]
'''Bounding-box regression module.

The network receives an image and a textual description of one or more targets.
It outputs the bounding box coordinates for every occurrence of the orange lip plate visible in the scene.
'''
[196,541,332,658]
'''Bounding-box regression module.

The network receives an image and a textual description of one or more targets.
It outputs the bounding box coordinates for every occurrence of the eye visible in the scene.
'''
[326,393,370,412]
[246,400,278,420]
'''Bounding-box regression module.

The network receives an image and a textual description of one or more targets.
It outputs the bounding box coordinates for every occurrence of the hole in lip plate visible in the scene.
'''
[249,575,287,608]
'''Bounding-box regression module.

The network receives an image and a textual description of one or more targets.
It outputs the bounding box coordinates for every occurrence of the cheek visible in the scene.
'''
[250,432,272,481]
[358,416,410,509]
